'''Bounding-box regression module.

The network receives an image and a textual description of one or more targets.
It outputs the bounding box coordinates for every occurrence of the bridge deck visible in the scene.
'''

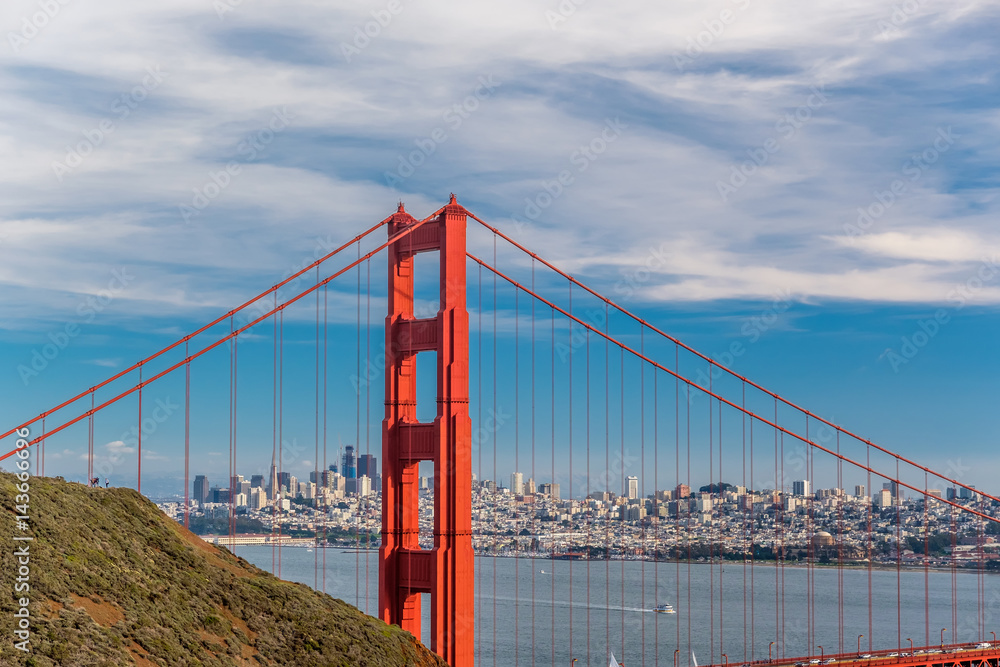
[702,645,1000,667]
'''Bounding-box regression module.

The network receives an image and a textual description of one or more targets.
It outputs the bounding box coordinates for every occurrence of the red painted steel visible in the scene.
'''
[380,196,474,666]
[466,212,994,506]
[697,644,1000,667]
[467,251,1000,527]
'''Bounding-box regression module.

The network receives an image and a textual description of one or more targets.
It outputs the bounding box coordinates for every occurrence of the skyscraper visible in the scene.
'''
[277,472,297,495]
[193,475,209,504]
[343,446,357,479]
[792,480,811,497]
[511,472,524,495]
[626,475,638,500]
[358,453,376,479]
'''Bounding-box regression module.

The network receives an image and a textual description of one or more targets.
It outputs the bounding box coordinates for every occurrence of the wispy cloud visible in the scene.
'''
[0,0,998,339]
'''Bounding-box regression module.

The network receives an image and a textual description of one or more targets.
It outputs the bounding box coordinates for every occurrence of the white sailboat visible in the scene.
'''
[609,652,619,667]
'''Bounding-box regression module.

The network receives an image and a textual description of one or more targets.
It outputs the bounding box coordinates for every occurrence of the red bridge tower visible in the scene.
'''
[379,196,474,666]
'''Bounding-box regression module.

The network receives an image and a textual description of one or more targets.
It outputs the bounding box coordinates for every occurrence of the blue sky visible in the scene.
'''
[0,0,998,497]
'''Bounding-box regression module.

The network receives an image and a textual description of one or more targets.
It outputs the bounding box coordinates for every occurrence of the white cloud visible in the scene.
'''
[0,0,998,336]
[835,230,1000,263]
[105,440,135,454]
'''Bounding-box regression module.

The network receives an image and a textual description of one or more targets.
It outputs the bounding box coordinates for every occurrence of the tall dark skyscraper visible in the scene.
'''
[358,453,377,479]
[193,475,209,504]
[343,446,356,479]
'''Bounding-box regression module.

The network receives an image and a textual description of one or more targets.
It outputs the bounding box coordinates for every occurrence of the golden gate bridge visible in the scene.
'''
[3,196,999,667]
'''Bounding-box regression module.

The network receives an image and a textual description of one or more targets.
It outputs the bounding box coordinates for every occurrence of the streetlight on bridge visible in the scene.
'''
[571,659,578,666]
[818,646,824,661]
[906,638,913,653]
[675,649,680,667]
[723,654,729,667]
[991,631,996,644]
[770,642,776,662]
[858,635,864,656]
[941,628,947,648]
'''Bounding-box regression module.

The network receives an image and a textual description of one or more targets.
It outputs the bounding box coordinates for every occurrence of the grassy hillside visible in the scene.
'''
[0,473,448,666]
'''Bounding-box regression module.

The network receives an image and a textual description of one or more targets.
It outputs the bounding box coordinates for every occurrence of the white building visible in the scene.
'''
[511,472,524,495]
[358,475,372,497]
[626,475,639,500]
[694,495,713,513]
[249,488,267,510]
[792,480,811,497]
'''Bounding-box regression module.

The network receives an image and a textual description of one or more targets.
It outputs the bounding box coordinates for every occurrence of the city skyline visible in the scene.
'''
[3,3,1000,497]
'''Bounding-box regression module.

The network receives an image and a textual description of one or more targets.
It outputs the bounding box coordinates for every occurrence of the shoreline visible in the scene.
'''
[217,541,996,575]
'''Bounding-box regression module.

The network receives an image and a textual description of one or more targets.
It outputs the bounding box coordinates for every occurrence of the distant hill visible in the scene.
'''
[0,473,447,666]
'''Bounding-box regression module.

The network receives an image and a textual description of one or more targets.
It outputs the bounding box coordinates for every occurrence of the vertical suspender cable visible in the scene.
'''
[567,280,573,660]
[868,442,874,651]
[837,432,844,654]
[229,316,234,548]
[514,282,520,666]
[323,283,329,594]
[779,402,786,656]
[231,316,238,549]
[897,458,902,650]
[751,416,756,660]
[315,270,320,590]
[640,327,646,667]
[585,321,591,663]
[774,398,780,656]
[806,417,813,654]
[138,365,142,494]
[654,366,660,666]
[365,257,371,612]
[675,345,681,658]
[272,293,278,574]
[719,397,724,662]
[278,309,284,579]
[356,241,361,606]
[88,393,94,485]
[234,321,239,546]
[477,261,483,662]
[620,342,626,662]
[551,304,556,667]
[710,368,715,664]
[686,362,692,665]
[184,342,190,529]
[492,236,498,667]
[951,502,957,642]
[530,257,536,667]
[924,470,929,646]
[742,384,748,664]
[606,318,611,659]
[620,341,626,662]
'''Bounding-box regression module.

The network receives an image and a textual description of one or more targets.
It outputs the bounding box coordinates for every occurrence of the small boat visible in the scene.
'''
[653,603,677,614]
